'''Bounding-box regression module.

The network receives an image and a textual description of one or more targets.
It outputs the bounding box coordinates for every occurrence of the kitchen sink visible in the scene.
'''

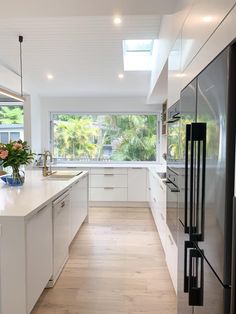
[42,171,83,180]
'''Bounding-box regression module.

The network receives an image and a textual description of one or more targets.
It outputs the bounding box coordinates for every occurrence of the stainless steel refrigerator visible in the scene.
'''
[177,43,236,313]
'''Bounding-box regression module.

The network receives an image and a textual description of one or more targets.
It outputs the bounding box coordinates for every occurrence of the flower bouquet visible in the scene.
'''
[0,140,34,186]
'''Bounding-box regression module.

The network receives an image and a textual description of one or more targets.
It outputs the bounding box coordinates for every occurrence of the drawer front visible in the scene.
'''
[90,187,127,201]
[90,174,127,188]
[90,167,127,175]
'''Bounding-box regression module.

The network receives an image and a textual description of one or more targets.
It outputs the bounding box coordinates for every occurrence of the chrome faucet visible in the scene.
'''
[42,150,53,176]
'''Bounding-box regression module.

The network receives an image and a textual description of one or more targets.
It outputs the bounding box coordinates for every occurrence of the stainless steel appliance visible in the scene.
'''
[166,101,181,244]
[177,43,236,313]
[48,190,70,287]
[166,167,180,245]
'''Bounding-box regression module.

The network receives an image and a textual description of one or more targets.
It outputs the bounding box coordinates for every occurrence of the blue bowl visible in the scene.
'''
[0,175,8,183]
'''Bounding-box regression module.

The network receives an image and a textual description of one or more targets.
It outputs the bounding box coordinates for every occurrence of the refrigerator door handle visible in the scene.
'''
[184,124,191,234]
[189,122,206,242]
[189,248,204,306]
[184,241,194,292]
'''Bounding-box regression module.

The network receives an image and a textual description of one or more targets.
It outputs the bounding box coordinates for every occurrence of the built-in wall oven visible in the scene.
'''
[166,167,179,244]
[166,100,181,244]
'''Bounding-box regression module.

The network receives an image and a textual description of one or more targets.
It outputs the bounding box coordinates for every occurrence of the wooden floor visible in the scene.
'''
[32,207,177,314]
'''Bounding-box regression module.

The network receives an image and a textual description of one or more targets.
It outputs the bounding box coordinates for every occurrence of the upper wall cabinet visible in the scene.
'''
[181,0,235,71]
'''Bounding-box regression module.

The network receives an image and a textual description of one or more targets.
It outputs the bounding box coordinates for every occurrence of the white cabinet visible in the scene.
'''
[90,187,127,201]
[26,204,53,313]
[90,168,128,202]
[70,174,88,242]
[148,169,167,252]
[165,226,178,293]
[90,174,127,188]
[127,168,147,202]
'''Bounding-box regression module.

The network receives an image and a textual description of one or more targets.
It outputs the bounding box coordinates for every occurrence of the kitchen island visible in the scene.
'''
[0,170,89,314]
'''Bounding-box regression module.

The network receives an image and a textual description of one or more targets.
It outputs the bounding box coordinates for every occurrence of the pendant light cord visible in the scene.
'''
[19,35,23,97]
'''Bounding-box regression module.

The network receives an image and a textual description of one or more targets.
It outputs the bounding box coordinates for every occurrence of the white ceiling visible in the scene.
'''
[0,1,182,98]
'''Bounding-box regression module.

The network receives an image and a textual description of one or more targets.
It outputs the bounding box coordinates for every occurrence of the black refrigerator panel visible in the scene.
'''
[196,46,236,285]
[177,221,194,314]
[179,79,197,228]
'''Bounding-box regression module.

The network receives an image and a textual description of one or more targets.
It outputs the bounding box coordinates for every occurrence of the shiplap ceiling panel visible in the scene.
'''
[0,0,181,17]
[0,15,161,97]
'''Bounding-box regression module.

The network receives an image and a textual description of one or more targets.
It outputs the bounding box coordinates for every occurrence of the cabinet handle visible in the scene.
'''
[153,197,156,202]
[104,174,114,176]
[160,184,164,190]
[132,167,142,169]
[61,201,65,208]
[168,235,174,245]
[104,187,114,190]
[161,213,165,221]
[148,187,151,191]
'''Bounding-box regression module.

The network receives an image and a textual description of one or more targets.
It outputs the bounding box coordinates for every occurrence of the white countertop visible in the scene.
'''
[0,170,87,218]
[51,162,166,170]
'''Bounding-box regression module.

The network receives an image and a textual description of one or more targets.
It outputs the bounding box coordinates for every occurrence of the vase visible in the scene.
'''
[6,167,25,186]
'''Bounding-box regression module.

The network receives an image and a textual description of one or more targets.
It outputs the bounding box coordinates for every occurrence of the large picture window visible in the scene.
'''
[51,114,158,162]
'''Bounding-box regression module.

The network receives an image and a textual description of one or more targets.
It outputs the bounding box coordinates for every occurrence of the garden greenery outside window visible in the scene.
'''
[0,104,24,144]
[50,114,159,162]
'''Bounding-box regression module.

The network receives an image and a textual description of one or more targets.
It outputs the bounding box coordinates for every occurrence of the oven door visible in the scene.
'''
[166,168,180,245]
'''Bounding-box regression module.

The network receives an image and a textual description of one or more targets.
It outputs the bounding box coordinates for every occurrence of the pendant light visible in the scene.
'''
[19,35,24,97]
[0,35,25,102]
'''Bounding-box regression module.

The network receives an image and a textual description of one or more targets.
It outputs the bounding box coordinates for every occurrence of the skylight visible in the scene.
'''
[123,40,154,71]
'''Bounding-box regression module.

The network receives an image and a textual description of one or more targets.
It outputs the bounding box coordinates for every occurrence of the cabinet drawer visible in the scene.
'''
[90,167,127,175]
[166,227,177,293]
[90,174,127,188]
[90,187,127,201]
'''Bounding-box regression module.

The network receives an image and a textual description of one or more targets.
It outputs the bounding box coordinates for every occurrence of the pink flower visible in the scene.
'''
[0,150,9,159]
[13,143,23,150]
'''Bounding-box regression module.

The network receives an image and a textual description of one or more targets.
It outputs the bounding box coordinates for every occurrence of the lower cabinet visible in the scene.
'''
[148,168,177,293]
[0,173,89,314]
[127,168,147,201]
[70,174,88,242]
[26,203,53,313]
[90,187,127,201]
[165,226,178,293]
[148,169,167,251]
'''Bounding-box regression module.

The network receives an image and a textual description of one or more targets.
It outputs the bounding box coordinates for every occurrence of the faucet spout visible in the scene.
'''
[42,150,53,176]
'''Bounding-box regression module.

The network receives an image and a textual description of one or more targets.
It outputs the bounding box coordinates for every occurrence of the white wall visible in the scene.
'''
[40,96,161,151]
[30,94,42,153]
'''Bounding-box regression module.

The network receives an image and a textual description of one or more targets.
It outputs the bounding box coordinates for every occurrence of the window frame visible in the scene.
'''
[49,111,161,164]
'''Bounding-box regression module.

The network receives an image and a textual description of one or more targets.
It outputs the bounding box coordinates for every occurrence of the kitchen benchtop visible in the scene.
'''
[0,170,87,218]
[50,162,166,171]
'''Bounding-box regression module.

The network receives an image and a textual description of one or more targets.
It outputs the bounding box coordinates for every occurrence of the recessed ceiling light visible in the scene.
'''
[202,16,213,23]
[47,74,54,80]
[118,73,124,79]
[114,16,122,25]
[176,73,186,78]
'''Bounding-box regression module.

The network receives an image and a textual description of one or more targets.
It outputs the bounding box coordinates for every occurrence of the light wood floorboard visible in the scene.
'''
[32,207,177,314]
